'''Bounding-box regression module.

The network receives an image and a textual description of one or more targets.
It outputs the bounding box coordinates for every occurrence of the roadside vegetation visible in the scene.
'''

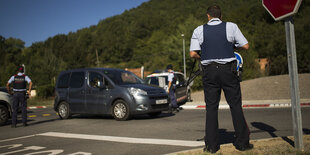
[27,97,53,107]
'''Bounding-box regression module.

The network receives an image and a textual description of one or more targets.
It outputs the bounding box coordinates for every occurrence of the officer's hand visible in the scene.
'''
[27,90,31,97]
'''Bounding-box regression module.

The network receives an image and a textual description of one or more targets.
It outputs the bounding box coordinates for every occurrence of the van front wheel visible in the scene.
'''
[112,100,131,121]
[0,105,9,126]
[58,102,71,119]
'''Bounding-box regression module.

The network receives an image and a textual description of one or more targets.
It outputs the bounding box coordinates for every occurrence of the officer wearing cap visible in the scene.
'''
[166,64,179,112]
[189,5,252,153]
[6,66,32,128]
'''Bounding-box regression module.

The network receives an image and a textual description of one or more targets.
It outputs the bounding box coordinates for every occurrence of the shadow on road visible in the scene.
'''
[27,118,61,126]
[303,128,310,134]
[195,129,235,145]
[251,122,277,137]
[195,121,303,146]
[2,117,61,127]
[251,122,294,147]
[219,129,235,144]
[69,111,176,121]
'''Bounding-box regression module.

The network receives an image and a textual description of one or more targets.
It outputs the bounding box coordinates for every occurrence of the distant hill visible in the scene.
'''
[24,0,310,73]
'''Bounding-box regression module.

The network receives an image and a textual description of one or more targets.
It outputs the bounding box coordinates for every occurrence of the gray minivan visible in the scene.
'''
[54,68,169,121]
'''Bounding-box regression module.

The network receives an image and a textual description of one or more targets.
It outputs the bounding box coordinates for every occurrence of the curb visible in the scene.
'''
[181,102,310,109]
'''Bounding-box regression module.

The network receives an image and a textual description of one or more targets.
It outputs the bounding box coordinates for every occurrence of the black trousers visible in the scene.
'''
[12,92,27,125]
[169,88,178,108]
[202,62,250,149]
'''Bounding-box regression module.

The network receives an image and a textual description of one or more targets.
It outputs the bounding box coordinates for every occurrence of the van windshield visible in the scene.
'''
[145,76,168,87]
[102,70,144,85]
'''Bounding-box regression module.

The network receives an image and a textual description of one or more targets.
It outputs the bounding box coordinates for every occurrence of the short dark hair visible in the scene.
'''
[207,5,221,18]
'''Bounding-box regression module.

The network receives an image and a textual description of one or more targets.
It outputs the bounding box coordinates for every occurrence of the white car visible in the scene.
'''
[0,87,12,126]
[145,71,191,105]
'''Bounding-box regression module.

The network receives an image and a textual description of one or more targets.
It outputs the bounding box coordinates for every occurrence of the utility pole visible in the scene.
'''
[181,34,186,78]
[96,49,100,67]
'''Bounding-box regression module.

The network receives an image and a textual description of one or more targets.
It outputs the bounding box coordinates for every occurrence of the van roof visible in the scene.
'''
[58,68,129,75]
[61,67,127,72]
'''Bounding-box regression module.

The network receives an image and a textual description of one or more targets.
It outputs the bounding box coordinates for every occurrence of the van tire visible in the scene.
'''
[112,100,131,121]
[58,102,71,119]
[0,104,9,126]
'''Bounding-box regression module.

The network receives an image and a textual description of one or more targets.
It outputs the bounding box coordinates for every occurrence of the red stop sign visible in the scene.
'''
[262,0,302,21]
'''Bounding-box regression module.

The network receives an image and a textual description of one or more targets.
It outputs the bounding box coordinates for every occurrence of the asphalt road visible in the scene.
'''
[0,107,309,155]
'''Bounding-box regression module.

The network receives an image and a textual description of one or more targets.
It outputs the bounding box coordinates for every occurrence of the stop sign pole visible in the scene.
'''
[285,16,303,150]
[263,0,303,150]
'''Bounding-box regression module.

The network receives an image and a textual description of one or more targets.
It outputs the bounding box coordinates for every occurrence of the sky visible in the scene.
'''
[0,0,149,47]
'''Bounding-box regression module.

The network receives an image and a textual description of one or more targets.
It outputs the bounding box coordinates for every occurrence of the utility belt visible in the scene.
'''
[13,91,26,94]
[202,60,236,70]
[202,60,242,81]
[13,91,29,99]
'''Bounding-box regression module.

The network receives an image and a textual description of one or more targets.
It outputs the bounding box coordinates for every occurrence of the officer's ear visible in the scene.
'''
[207,14,211,20]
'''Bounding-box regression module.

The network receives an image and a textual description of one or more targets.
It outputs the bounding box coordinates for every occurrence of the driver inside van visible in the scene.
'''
[91,77,102,88]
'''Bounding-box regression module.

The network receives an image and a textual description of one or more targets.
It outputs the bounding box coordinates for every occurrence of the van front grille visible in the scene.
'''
[149,95,168,100]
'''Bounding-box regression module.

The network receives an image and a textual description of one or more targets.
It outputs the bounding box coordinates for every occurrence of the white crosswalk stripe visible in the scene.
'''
[37,132,204,147]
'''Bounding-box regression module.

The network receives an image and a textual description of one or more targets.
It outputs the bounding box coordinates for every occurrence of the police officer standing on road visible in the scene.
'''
[166,64,179,112]
[6,66,32,128]
[189,5,252,153]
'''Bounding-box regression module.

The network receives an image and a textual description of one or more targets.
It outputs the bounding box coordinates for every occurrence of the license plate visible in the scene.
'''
[156,99,167,104]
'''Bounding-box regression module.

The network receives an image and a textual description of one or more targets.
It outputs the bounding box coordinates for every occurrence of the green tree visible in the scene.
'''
[0,37,25,86]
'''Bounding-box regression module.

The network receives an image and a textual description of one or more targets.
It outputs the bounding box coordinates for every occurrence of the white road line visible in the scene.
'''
[38,132,204,147]
[0,135,36,143]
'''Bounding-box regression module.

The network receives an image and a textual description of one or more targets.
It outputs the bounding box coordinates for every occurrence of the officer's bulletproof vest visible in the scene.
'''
[200,22,235,61]
[170,72,177,86]
[13,74,27,89]
[172,74,177,85]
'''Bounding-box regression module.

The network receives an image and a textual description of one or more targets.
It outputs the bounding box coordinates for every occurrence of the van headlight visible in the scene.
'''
[128,88,147,96]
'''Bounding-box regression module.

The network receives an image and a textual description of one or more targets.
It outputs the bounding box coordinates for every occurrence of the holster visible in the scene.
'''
[231,60,242,82]
[25,93,29,99]
[231,60,237,74]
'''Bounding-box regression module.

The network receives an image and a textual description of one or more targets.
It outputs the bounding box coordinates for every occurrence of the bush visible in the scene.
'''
[36,84,54,99]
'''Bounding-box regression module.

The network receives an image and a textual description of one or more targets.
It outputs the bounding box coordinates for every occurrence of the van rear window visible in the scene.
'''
[57,73,70,88]
[69,72,85,88]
